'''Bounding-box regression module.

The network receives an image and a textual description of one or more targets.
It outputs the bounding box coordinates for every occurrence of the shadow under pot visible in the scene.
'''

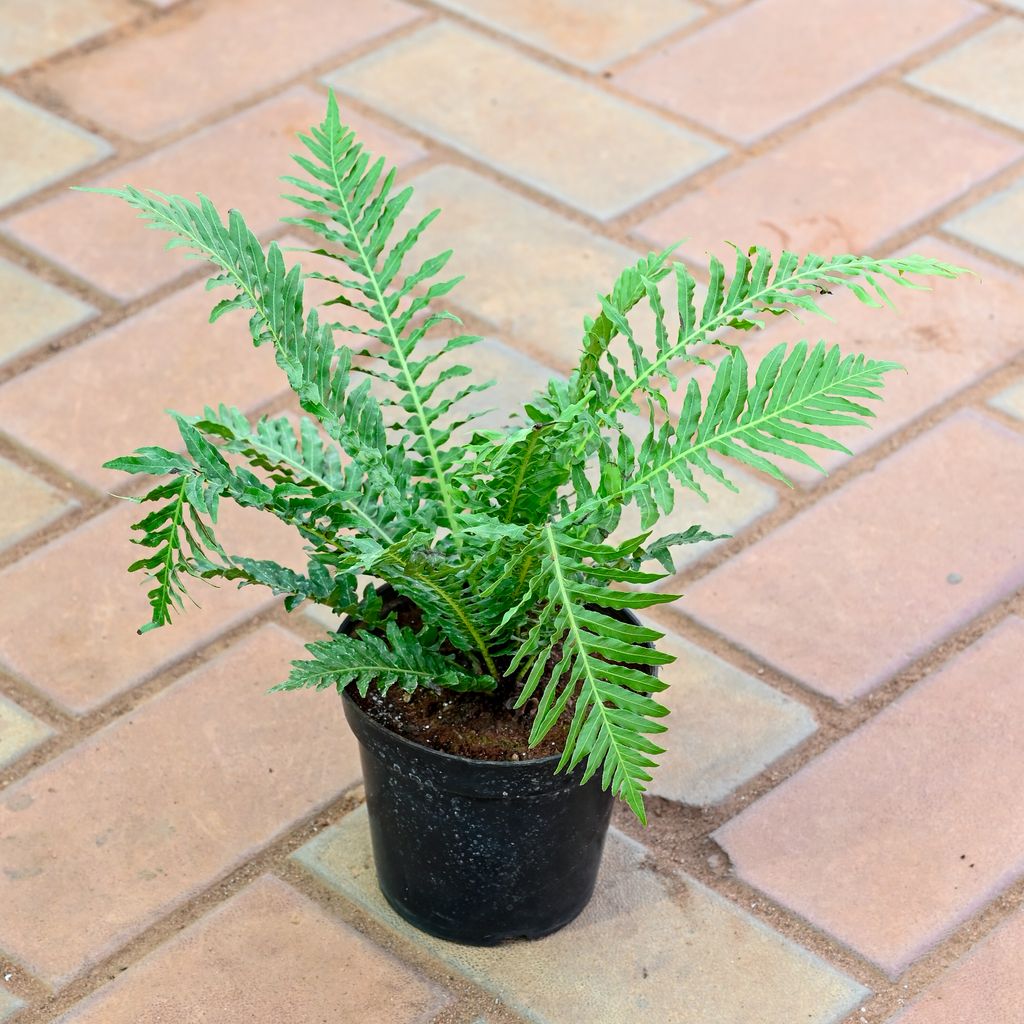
[339,591,656,946]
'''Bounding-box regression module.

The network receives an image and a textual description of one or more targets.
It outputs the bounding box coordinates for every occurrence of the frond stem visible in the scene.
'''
[322,133,462,546]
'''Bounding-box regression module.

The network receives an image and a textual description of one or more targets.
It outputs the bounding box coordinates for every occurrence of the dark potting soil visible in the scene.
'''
[347,596,575,761]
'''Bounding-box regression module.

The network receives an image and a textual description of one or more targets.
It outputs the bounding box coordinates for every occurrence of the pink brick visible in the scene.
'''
[0,0,137,74]
[616,0,979,143]
[894,909,1024,1023]
[0,499,305,713]
[0,279,289,491]
[327,20,725,220]
[0,626,358,985]
[717,617,1024,978]
[634,88,1021,263]
[38,0,420,141]
[4,88,424,301]
[54,876,450,1024]
[682,413,1024,702]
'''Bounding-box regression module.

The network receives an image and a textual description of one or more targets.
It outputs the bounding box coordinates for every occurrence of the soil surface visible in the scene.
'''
[348,593,583,761]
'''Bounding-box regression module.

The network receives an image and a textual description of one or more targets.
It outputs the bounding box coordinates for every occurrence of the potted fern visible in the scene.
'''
[96,94,962,945]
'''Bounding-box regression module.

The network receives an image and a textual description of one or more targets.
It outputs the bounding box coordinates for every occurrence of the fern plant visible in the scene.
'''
[97,94,964,822]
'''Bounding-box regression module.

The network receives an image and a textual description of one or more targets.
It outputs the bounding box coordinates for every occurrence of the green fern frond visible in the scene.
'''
[105,447,226,633]
[83,186,409,510]
[93,94,973,823]
[508,526,676,823]
[281,91,481,537]
[191,404,405,545]
[273,620,495,696]
[576,246,963,421]
[590,341,899,530]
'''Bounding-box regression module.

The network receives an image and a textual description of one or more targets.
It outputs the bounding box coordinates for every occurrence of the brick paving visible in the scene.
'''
[0,2,1021,1022]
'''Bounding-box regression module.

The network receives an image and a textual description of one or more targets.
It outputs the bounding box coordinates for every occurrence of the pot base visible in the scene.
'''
[378,882,593,946]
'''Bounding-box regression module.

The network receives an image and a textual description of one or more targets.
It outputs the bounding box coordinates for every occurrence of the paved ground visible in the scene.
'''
[0,1,1022,1022]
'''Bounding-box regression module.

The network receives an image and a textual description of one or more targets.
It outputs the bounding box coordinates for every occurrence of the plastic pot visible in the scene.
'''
[339,600,656,946]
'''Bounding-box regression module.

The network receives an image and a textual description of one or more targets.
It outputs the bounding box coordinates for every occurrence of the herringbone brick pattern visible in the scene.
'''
[0,1,1022,1022]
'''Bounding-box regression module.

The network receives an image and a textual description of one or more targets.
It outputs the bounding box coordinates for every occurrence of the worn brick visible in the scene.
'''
[402,165,639,368]
[0,499,305,713]
[38,0,420,141]
[617,0,978,143]
[0,279,289,491]
[0,989,23,1022]
[894,909,1024,1023]
[634,88,1021,262]
[0,693,53,770]
[0,88,110,209]
[648,629,815,805]
[715,237,1024,485]
[909,18,1024,133]
[53,875,450,1024]
[682,413,1024,702]
[0,0,136,73]
[0,626,357,984]
[990,377,1024,422]
[327,22,725,219]
[0,456,74,551]
[945,175,1024,268]
[432,0,702,70]
[5,88,424,302]
[717,617,1024,978]
[0,256,94,365]
[295,807,867,1024]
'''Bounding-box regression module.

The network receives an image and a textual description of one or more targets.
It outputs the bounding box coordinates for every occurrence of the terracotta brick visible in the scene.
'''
[0,456,73,552]
[648,628,815,805]
[0,89,110,209]
[990,377,1024,422]
[909,18,1024,133]
[0,256,94,365]
[0,693,53,770]
[0,498,306,713]
[5,89,424,302]
[53,875,450,1024]
[0,989,23,1022]
[295,808,867,1024]
[402,165,639,368]
[0,0,136,73]
[326,21,725,219]
[38,0,420,141]
[713,236,1024,485]
[717,617,1024,978]
[432,0,703,70]
[945,175,1024,268]
[682,413,1024,702]
[634,88,1021,263]
[616,0,979,143]
[0,626,358,984]
[0,279,289,491]
[893,909,1024,1023]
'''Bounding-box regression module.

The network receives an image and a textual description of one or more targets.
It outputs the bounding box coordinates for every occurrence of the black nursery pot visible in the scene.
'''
[340,600,656,946]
